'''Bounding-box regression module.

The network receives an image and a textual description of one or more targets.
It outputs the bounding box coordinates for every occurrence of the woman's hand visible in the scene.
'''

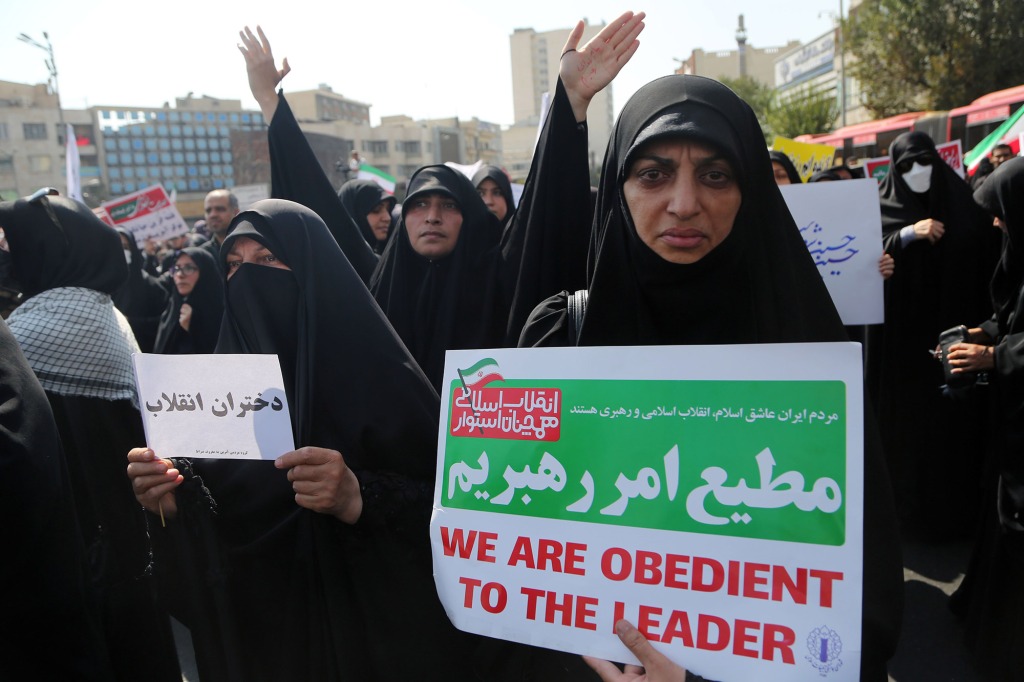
[583,620,686,682]
[127,448,182,518]
[947,342,995,373]
[178,302,192,331]
[878,253,894,280]
[913,218,944,243]
[276,447,363,523]
[560,11,646,122]
[238,25,290,123]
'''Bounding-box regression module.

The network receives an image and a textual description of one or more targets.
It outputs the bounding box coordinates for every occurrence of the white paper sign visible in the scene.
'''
[132,353,295,460]
[432,344,864,681]
[780,179,885,325]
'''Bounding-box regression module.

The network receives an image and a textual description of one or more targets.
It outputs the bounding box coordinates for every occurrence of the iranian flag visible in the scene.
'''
[458,358,504,389]
[965,103,1024,174]
[357,164,396,194]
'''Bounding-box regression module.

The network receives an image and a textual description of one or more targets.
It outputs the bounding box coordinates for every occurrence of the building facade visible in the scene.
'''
[509,19,614,176]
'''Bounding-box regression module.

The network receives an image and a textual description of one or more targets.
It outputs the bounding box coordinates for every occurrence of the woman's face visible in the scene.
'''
[772,162,792,186]
[477,178,508,222]
[623,138,742,264]
[403,192,463,259]
[224,236,292,280]
[172,253,200,296]
[367,201,392,242]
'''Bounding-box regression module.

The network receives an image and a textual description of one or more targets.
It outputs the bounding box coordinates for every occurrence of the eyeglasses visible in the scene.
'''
[170,264,199,276]
[895,157,934,175]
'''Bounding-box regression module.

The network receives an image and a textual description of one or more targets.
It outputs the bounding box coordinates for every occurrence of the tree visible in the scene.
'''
[846,0,1024,117]
[767,86,840,139]
[719,76,774,143]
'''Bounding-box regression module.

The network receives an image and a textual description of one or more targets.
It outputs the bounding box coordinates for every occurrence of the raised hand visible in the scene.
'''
[560,11,646,122]
[238,25,291,122]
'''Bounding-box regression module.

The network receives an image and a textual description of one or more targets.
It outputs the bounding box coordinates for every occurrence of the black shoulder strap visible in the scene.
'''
[567,289,589,345]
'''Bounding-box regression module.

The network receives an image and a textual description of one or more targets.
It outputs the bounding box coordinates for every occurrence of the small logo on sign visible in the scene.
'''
[805,625,843,675]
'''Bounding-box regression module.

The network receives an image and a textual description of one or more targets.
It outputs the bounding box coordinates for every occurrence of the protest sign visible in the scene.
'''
[780,179,884,325]
[863,157,890,183]
[936,140,965,179]
[231,183,271,210]
[432,344,864,681]
[132,353,294,460]
[771,137,837,182]
[101,184,189,246]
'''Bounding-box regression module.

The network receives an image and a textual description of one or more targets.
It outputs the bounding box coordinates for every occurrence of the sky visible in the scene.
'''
[2,1,843,127]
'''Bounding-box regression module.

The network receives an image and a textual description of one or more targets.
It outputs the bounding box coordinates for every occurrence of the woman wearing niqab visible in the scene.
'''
[946,157,1024,677]
[519,73,904,680]
[152,245,224,354]
[0,193,180,681]
[873,131,1000,538]
[134,199,473,681]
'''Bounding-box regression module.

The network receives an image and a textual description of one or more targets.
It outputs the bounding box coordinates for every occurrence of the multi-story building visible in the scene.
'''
[676,15,800,88]
[509,19,614,176]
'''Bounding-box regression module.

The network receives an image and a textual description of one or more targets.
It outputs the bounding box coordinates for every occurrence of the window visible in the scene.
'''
[123,167,135,178]
[157,125,168,136]
[111,182,123,194]
[209,139,220,150]
[23,123,48,140]
[118,139,131,151]
[109,168,121,179]
[172,139,183,150]
[173,152,184,164]
[169,112,180,122]
[362,140,387,154]
[185,152,197,164]
[104,139,117,151]
[133,153,145,164]
[124,182,136,192]
[197,139,208,150]
[132,139,144,150]
[195,125,207,137]
[181,112,192,122]
[170,125,181,136]
[147,153,159,164]
[159,139,170,151]
[184,139,195,150]
[28,153,51,171]
[160,152,172,164]
[222,152,232,163]
[210,152,222,163]
[0,123,8,140]
[198,152,209,163]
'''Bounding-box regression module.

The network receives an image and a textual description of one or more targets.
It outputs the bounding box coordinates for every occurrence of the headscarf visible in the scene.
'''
[471,165,517,229]
[153,247,223,355]
[218,199,439,475]
[808,168,843,182]
[369,165,503,388]
[768,150,803,184]
[876,131,998,341]
[578,74,847,346]
[1,194,138,403]
[337,179,396,254]
[0,193,127,297]
[974,156,1024,336]
[113,228,169,353]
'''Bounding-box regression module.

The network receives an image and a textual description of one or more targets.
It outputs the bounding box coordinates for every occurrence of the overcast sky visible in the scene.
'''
[2,1,843,126]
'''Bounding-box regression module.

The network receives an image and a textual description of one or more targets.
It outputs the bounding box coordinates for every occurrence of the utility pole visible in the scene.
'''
[18,32,64,145]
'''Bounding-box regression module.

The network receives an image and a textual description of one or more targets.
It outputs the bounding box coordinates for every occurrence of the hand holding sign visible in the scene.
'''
[276,447,363,524]
[127,448,183,518]
[584,620,687,682]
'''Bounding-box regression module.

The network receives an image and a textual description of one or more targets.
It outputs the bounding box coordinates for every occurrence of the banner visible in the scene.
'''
[133,353,294,460]
[65,123,83,202]
[100,184,189,246]
[771,137,837,182]
[357,164,397,194]
[432,345,864,681]
[780,179,885,325]
[862,157,890,183]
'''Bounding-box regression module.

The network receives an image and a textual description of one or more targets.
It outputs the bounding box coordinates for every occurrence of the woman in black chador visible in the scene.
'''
[873,131,1000,539]
[1,192,180,681]
[518,72,904,681]
[153,245,223,354]
[472,164,517,230]
[113,227,168,352]
[128,200,473,681]
[337,178,396,254]
[238,21,643,387]
[946,157,1024,678]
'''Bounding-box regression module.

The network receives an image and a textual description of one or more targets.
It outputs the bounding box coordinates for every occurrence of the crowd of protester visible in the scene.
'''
[2,11,1022,682]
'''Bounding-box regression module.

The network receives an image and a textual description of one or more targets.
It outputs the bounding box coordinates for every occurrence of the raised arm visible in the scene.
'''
[238,25,291,123]
[560,11,645,122]
[502,12,644,343]
[237,26,378,283]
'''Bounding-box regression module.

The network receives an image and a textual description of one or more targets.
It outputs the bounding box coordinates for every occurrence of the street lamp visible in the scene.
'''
[17,31,64,143]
